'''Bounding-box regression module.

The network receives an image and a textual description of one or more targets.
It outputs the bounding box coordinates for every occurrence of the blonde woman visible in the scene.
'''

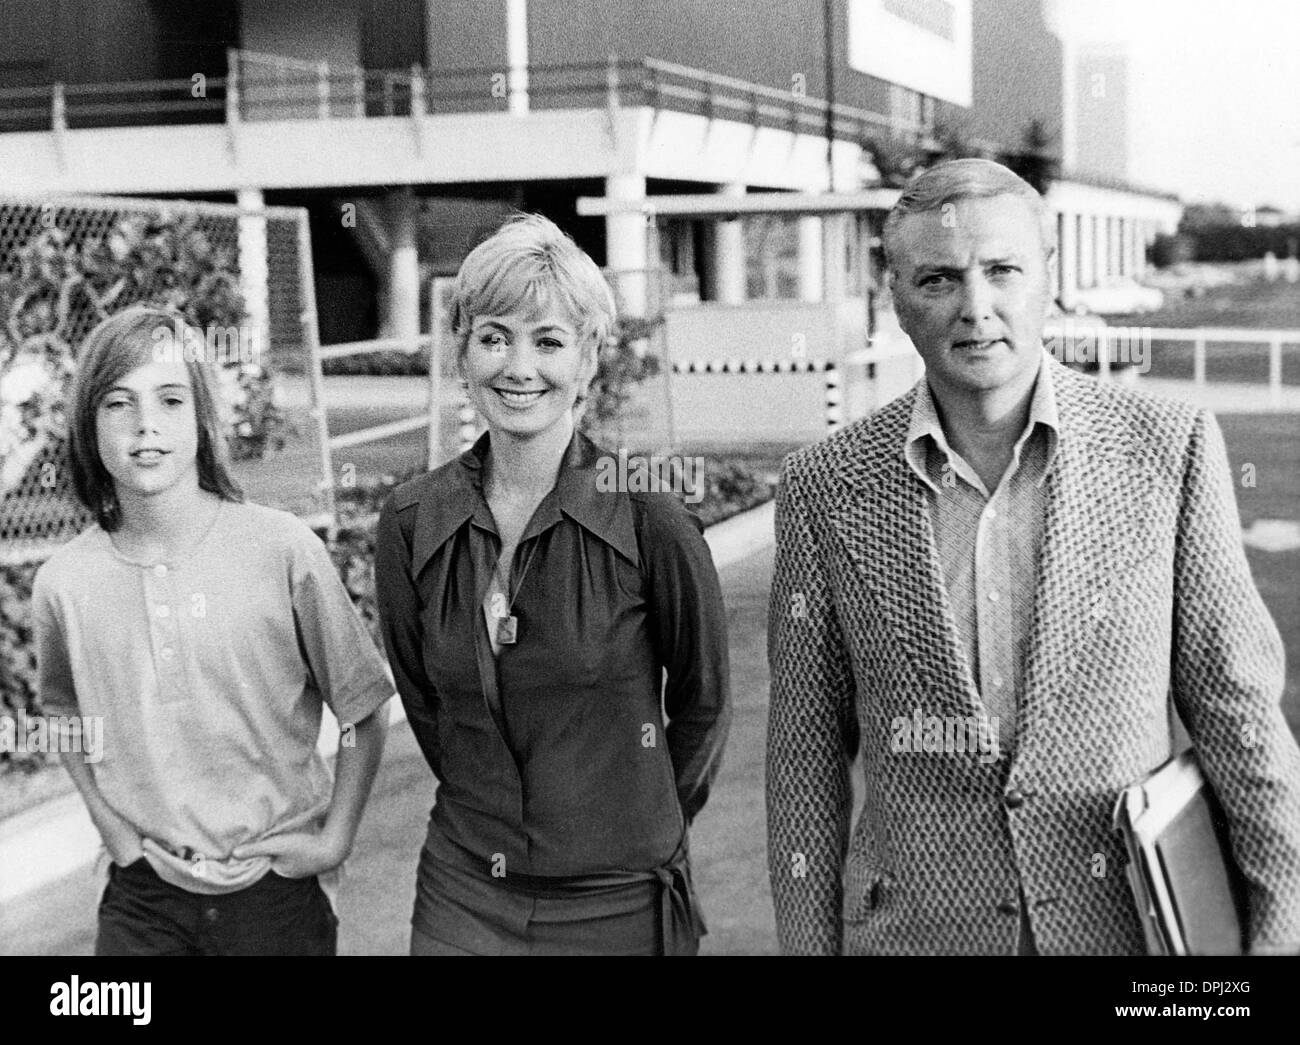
[375,214,731,955]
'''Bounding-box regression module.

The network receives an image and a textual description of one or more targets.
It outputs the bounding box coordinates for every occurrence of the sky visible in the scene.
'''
[1051,0,1300,212]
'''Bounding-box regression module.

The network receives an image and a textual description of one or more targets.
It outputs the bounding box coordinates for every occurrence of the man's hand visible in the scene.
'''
[231,830,348,879]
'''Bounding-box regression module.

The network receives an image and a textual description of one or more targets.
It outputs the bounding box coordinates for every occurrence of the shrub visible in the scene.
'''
[581,315,662,439]
[0,561,40,771]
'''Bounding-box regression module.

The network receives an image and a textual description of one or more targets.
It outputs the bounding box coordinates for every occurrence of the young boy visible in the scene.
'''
[32,306,394,955]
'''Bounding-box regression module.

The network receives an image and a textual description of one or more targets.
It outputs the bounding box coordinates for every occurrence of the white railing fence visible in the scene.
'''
[1041,322,1300,408]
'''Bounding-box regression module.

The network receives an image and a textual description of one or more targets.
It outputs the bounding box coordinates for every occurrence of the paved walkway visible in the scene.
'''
[0,545,779,957]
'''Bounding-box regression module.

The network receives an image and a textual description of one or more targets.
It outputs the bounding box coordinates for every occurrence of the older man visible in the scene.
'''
[765,158,1300,955]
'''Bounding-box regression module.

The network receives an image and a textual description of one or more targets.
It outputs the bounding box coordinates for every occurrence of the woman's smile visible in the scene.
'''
[493,386,548,409]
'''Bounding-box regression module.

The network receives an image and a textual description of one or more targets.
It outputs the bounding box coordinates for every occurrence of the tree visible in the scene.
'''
[579,314,662,442]
[1000,117,1059,196]
[863,134,929,188]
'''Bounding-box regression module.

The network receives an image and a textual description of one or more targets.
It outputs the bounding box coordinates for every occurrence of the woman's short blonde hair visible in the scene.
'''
[450,213,617,363]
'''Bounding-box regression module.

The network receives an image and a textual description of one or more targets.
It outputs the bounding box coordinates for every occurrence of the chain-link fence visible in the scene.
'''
[0,193,327,564]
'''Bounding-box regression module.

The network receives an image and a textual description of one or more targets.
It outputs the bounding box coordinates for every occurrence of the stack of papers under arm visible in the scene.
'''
[1112,751,1247,956]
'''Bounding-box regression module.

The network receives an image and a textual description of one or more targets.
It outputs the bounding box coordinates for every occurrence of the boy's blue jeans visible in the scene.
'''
[96,857,337,956]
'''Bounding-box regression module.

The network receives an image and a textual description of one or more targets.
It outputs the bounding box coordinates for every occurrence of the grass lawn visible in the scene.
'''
[1107,277,1300,330]
[1218,413,1300,737]
[1103,278,1300,385]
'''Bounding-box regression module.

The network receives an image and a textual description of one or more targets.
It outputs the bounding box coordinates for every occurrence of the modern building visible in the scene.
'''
[0,0,1182,439]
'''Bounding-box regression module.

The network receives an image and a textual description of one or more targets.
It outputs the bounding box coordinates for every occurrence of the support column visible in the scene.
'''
[605,173,648,316]
[1077,213,1093,290]
[1109,216,1122,282]
[1092,214,1106,289]
[1058,209,1078,310]
[797,216,824,302]
[712,181,746,305]
[237,187,269,357]
[506,0,529,115]
[1103,217,1113,281]
[823,213,849,302]
[379,187,420,350]
[1131,219,1146,278]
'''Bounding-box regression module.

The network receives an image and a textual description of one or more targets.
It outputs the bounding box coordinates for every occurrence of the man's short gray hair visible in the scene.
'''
[882,158,1055,271]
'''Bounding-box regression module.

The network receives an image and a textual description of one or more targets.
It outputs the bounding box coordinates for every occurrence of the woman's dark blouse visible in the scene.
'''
[374,431,732,878]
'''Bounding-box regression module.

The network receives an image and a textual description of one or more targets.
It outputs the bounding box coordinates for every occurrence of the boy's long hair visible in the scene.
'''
[67,305,244,532]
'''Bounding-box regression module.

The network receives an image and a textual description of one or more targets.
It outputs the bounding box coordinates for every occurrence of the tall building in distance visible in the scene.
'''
[1071,42,1130,180]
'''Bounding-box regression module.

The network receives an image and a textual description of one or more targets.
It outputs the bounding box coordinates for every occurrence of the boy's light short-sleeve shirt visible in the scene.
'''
[32,499,394,896]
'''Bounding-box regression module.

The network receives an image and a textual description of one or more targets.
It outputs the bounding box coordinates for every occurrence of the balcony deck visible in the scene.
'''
[0,53,920,196]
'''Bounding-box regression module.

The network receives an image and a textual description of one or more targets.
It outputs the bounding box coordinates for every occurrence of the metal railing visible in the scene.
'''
[0,50,920,143]
[316,323,441,470]
[0,76,228,131]
[1140,326,1300,408]
[638,57,919,141]
[1040,322,1300,405]
[312,278,478,527]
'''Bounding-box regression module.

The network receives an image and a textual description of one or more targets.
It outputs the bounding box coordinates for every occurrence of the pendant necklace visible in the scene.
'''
[490,540,538,645]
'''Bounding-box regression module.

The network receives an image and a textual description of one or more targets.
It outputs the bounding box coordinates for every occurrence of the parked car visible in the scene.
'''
[1045,299,1112,372]
[1071,281,1165,314]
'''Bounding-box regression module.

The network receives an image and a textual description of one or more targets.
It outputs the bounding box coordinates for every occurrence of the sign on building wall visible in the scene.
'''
[846,0,973,107]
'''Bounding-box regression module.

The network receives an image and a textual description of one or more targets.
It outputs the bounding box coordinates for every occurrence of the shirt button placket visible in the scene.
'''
[145,568,186,705]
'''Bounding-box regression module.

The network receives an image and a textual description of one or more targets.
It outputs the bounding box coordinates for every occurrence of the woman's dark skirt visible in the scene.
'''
[410,838,699,956]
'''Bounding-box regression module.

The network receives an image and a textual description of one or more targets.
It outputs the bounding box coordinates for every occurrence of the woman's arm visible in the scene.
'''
[638,493,732,826]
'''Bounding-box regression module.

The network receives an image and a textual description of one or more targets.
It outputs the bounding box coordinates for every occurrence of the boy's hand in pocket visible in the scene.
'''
[232,832,345,879]
[94,806,144,867]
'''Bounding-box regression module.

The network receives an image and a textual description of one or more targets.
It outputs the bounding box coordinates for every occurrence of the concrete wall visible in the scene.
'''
[0,0,242,88]
[618,369,837,447]
[430,0,969,130]
[241,0,362,67]
[426,0,509,70]
[970,0,1064,156]
[663,299,866,366]
[361,0,425,70]
[0,0,160,85]
[597,295,881,447]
